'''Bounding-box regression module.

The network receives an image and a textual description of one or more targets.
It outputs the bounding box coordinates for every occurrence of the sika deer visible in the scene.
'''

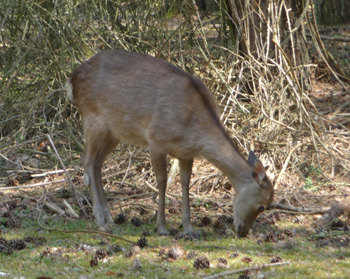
[66,50,274,237]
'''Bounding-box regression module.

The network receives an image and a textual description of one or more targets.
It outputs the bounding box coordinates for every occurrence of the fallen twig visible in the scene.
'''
[195,245,238,251]
[62,199,80,218]
[269,203,329,214]
[6,169,75,176]
[145,181,178,202]
[42,199,66,216]
[0,179,66,191]
[202,262,290,279]
[311,230,350,239]
[30,169,75,177]
[103,166,137,181]
[313,198,350,229]
[47,134,84,210]
[167,158,179,187]
[37,212,137,245]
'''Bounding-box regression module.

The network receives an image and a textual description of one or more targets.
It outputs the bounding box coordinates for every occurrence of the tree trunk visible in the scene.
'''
[315,0,350,25]
[225,0,311,92]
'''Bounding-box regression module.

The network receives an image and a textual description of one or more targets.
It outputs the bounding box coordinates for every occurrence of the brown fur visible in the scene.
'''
[67,50,274,236]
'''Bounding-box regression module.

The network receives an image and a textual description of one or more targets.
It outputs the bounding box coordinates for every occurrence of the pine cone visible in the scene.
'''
[283,229,294,237]
[226,216,234,224]
[95,248,107,260]
[217,215,228,223]
[131,217,142,227]
[2,212,11,218]
[230,252,239,258]
[6,217,22,228]
[108,244,122,255]
[270,256,282,263]
[0,237,8,245]
[41,247,51,257]
[158,248,166,257]
[90,256,99,267]
[142,231,151,237]
[0,244,13,255]
[114,213,127,224]
[242,256,252,263]
[200,216,211,226]
[213,218,225,229]
[7,200,18,210]
[126,245,141,258]
[9,239,26,250]
[167,247,184,260]
[193,256,210,269]
[277,232,287,241]
[218,258,228,265]
[168,228,179,236]
[24,236,38,243]
[136,236,148,248]
[264,231,277,243]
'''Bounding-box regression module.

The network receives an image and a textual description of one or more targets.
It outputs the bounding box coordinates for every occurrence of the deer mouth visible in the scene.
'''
[235,222,250,237]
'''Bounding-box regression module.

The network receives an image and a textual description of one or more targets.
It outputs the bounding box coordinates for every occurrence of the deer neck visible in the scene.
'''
[201,132,254,192]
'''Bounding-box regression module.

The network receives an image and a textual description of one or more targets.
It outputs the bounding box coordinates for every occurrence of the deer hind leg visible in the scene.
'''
[83,125,118,228]
[179,159,194,234]
[149,148,168,235]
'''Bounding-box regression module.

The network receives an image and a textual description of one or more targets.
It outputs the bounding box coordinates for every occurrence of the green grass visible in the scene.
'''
[1,213,349,279]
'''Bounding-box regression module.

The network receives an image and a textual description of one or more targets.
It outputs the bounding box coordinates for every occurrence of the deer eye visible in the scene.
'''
[258,205,265,213]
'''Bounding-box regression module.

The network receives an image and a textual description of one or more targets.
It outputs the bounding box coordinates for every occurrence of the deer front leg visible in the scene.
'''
[150,150,168,235]
[179,159,194,234]
[83,132,118,230]
[84,166,111,229]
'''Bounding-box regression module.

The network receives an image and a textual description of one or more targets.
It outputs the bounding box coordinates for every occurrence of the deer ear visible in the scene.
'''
[247,151,258,167]
[252,160,267,185]
[248,151,267,185]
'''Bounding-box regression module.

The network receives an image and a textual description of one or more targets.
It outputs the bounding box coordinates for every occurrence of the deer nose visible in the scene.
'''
[235,223,249,237]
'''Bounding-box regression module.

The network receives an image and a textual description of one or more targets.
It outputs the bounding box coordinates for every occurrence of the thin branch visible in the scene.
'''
[37,213,137,245]
[275,143,303,187]
[202,262,290,279]
[0,179,66,191]
[46,134,84,210]
[269,203,329,214]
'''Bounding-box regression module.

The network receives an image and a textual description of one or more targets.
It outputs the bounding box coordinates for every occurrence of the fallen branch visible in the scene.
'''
[313,197,350,229]
[6,169,74,176]
[312,230,350,239]
[62,199,79,218]
[0,168,133,191]
[195,245,238,251]
[31,169,75,178]
[0,179,66,191]
[269,203,329,214]
[42,199,66,216]
[144,181,178,202]
[167,158,179,187]
[37,212,137,245]
[103,166,137,181]
[202,262,290,279]
[47,134,83,210]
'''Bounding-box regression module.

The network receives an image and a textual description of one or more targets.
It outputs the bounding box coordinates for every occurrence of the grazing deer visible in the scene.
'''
[66,50,274,237]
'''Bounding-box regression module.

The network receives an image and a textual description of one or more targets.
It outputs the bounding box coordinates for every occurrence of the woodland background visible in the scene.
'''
[0,1,350,278]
